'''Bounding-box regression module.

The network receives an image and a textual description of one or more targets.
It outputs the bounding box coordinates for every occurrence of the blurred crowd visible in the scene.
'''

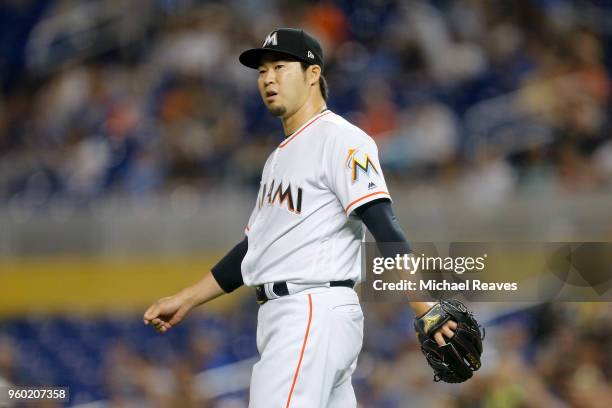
[1,303,611,407]
[1,0,611,208]
[357,302,612,408]
[0,302,260,407]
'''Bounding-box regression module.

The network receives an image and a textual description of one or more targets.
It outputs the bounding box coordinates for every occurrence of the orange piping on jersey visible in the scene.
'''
[279,111,331,148]
[285,294,313,408]
[344,191,390,214]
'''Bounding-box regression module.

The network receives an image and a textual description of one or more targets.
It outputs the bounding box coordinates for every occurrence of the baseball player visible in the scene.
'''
[144,28,473,407]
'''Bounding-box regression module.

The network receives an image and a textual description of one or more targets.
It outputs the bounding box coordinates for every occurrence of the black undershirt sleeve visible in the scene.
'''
[210,236,248,293]
[354,198,412,255]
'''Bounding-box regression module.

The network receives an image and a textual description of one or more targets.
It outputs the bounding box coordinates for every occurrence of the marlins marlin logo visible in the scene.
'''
[345,148,379,183]
[263,31,278,47]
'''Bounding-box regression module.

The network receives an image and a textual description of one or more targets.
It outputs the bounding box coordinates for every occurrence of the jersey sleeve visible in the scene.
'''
[326,132,392,217]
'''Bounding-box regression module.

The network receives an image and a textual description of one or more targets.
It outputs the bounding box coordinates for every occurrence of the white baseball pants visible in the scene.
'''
[249,286,364,408]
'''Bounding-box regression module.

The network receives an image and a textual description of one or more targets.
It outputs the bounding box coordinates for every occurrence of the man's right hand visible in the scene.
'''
[143,292,195,333]
[143,272,225,333]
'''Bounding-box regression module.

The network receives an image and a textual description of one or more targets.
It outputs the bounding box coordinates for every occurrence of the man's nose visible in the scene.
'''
[262,70,276,85]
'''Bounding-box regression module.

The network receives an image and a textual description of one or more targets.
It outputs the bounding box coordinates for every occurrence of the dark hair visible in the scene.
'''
[300,61,328,101]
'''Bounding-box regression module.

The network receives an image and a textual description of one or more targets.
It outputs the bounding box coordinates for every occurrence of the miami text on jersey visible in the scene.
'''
[258,179,303,214]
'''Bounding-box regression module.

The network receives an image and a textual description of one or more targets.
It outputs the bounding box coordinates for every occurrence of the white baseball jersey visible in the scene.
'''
[241,110,391,286]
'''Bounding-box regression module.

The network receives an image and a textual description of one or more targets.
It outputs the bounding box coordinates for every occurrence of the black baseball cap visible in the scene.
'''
[239,28,324,70]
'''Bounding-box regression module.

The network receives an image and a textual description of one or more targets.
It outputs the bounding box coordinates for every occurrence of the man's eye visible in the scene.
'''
[275,65,284,70]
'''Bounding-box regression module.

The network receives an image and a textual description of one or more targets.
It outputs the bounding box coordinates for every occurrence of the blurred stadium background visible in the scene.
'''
[1,0,612,406]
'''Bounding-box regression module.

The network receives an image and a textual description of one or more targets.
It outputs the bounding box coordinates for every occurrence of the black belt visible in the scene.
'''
[255,280,355,304]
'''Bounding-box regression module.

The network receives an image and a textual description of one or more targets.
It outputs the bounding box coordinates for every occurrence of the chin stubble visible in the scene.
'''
[268,105,286,117]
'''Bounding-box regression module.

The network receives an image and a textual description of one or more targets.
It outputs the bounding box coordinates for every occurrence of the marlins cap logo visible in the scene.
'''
[263,31,278,47]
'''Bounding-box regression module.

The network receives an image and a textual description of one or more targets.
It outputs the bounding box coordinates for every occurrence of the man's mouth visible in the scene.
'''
[265,90,278,99]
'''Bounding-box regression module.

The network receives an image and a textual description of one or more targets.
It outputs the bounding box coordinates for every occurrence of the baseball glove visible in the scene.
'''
[414,299,484,383]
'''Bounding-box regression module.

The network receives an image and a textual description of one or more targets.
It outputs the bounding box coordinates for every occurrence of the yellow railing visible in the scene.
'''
[0,255,248,316]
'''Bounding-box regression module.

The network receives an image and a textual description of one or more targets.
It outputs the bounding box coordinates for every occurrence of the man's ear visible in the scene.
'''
[309,65,321,87]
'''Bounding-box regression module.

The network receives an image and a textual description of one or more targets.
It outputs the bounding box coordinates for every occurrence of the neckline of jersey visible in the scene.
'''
[278,110,331,148]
